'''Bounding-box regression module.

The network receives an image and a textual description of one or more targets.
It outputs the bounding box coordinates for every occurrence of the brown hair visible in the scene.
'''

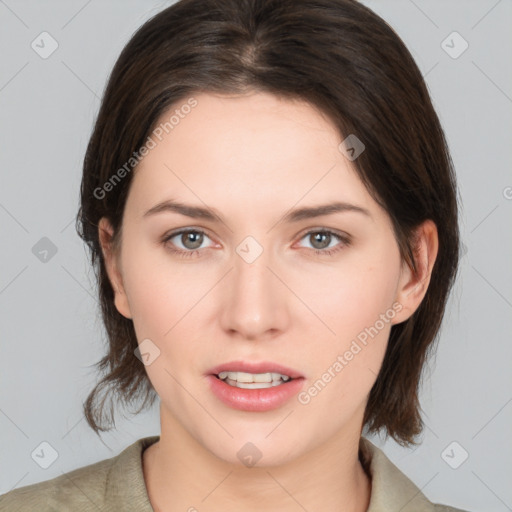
[77,0,460,447]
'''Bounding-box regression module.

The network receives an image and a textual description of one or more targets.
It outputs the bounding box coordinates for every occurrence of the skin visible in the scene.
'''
[98,91,438,512]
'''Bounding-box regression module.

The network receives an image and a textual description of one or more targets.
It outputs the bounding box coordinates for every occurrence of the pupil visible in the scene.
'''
[183,231,203,249]
[312,232,330,249]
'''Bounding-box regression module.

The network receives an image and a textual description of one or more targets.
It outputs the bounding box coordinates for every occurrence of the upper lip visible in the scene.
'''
[208,361,304,379]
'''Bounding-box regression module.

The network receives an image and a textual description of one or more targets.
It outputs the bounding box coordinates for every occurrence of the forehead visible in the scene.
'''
[126,91,378,219]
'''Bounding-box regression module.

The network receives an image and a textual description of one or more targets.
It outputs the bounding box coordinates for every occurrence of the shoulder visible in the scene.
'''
[0,435,159,511]
[0,456,113,511]
[359,437,472,512]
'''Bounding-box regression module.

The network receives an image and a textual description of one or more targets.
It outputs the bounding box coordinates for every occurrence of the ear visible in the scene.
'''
[98,217,133,319]
[391,219,439,325]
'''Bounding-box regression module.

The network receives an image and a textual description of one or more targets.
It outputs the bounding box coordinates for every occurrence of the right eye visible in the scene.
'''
[162,228,216,258]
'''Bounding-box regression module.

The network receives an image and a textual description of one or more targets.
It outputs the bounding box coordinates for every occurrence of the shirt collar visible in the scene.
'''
[360,436,437,511]
[104,435,158,511]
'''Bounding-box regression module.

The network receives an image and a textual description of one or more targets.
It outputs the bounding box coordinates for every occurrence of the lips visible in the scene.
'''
[207,360,304,380]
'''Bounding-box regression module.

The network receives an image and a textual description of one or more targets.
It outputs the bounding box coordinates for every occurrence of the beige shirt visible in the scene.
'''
[0,436,469,511]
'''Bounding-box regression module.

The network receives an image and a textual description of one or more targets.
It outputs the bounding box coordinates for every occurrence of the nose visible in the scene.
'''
[219,245,290,341]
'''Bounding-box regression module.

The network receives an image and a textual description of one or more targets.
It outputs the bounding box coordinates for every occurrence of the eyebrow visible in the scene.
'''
[143,199,372,222]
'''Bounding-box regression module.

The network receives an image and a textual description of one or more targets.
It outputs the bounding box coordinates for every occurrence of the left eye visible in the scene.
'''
[164,229,214,251]
[298,230,348,252]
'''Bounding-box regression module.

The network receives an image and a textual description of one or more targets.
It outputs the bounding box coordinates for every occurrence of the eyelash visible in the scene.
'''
[162,228,351,259]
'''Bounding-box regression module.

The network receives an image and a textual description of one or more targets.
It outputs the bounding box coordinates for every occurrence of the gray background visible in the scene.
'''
[1,1,511,510]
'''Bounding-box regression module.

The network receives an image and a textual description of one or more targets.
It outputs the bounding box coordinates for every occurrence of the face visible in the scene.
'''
[99,91,433,467]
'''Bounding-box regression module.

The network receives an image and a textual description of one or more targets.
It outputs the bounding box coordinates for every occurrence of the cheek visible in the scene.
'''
[120,249,207,392]
[119,241,202,339]
[293,250,400,402]
[294,254,400,344]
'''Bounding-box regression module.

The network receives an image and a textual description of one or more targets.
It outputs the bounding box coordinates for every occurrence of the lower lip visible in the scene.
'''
[206,375,305,412]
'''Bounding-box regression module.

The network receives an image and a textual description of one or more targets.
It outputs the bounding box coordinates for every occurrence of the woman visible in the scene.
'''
[1,0,469,510]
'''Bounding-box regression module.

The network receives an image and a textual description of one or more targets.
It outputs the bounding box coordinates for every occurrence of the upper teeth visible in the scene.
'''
[218,371,291,383]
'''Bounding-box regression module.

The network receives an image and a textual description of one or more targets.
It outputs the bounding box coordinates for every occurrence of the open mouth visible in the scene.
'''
[207,368,305,412]
[215,371,295,389]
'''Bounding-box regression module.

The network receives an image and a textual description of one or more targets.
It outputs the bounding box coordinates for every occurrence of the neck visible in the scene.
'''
[143,407,371,512]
